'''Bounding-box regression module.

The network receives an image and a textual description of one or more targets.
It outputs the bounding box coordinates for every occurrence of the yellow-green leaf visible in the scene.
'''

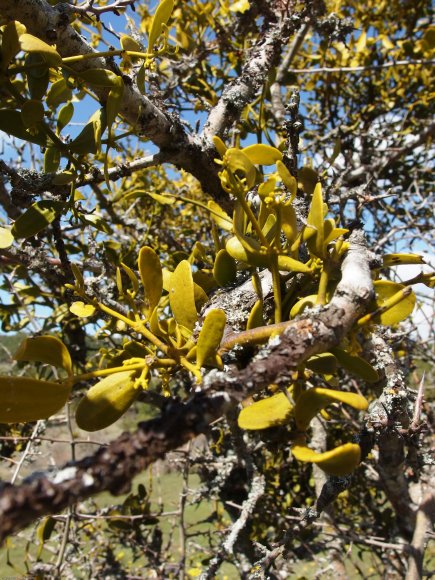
[77,68,120,87]
[277,255,312,273]
[11,200,65,239]
[14,335,72,374]
[138,246,163,315]
[69,108,106,155]
[0,376,71,423]
[280,204,298,242]
[276,160,297,200]
[246,299,264,330]
[120,34,142,53]
[298,167,318,196]
[0,227,14,249]
[213,249,237,286]
[21,99,44,130]
[382,253,425,267]
[213,135,227,157]
[44,145,60,173]
[1,21,26,70]
[238,390,293,430]
[226,235,269,267]
[20,33,62,67]
[242,144,282,166]
[366,280,416,325]
[305,353,337,375]
[292,443,361,476]
[169,260,197,331]
[294,387,369,431]
[331,348,379,383]
[70,302,96,318]
[207,201,233,230]
[196,309,226,368]
[224,148,256,189]
[46,78,72,110]
[0,109,46,146]
[75,371,137,431]
[230,0,251,13]
[306,182,324,258]
[148,0,175,52]
[289,294,318,318]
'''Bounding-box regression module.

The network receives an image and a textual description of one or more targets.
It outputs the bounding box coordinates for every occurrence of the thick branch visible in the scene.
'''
[0,230,373,542]
[0,0,227,205]
[201,17,298,144]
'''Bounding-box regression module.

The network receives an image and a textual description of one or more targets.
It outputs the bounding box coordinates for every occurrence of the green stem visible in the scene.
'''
[316,262,330,305]
[270,254,282,323]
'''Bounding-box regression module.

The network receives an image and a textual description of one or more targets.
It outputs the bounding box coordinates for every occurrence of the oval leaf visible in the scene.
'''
[75,371,137,431]
[14,335,72,374]
[292,443,361,476]
[294,387,369,431]
[70,302,96,318]
[331,347,379,383]
[0,376,71,423]
[213,249,237,286]
[0,227,14,249]
[238,391,294,430]
[242,144,282,166]
[11,200,65,239]
[148,0,175,52]
[276,160,297,200]
[138,246,163,315]
[169,260,197,331]
[20,33,62,67]
[305,353,337,375]
[196,309,226,368]
[368,280,416,325]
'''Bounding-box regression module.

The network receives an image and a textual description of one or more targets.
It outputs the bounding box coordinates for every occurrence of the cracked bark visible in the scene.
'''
[0,230,374,542]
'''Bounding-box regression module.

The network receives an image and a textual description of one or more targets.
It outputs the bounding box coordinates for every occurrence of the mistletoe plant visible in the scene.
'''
[1,140,431,480]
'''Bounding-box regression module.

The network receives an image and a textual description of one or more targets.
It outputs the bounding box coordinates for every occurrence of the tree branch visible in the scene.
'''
[201,16,298,144]
[0,0,228,206]
[0,230,373,542]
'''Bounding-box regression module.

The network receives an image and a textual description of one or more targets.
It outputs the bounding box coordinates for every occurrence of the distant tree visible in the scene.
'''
[0,0,433,577]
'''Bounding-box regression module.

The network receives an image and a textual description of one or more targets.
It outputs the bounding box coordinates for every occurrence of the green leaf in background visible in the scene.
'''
[331,347,379,383]
[294,387,368,431]
[14,335,72,374]
[20,33,62,67]
[1,21,26,70]
[70,302,96,318]
[11,200,65,239]
[213,249,237,286]
[0,376,71,423]
[238,390,294,430]
[242,143,282,165]
[0,227,14,249]
[148,0,175,52]
[292,443,361,476]
[0,109,46,146]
